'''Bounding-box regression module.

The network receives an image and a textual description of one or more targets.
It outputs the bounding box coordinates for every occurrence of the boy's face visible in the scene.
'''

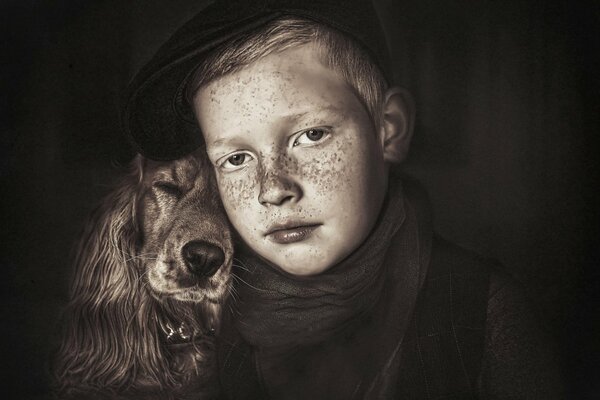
[194,44,389,276]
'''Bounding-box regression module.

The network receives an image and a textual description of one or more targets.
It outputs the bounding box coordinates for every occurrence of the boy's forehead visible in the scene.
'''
[195,45,360,139]
[202,43,325,91]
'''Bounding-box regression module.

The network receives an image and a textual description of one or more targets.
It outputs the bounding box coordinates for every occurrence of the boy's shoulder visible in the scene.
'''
[399,235,547,397]
[424,234,527,323]
[426,234,528,309]
[399,236,562,398]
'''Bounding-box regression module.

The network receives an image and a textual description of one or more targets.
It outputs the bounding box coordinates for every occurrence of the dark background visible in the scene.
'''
[1,0,598,398]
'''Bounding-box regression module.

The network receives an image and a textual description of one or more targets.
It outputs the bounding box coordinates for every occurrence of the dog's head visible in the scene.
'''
[54,148,232,398]
[137,148,233,306]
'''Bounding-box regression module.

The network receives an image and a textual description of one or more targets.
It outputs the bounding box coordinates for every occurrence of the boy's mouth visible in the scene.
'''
[265,222,321,244]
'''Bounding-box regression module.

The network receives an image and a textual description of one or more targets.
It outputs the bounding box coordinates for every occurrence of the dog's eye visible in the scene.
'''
[152,181,182,198]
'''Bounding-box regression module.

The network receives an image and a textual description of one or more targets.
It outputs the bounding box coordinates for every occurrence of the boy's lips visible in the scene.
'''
[265,222,321,244]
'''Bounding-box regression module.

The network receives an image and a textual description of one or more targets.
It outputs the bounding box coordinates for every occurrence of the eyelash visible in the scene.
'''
[292,127,331,147]
[217,127,332,171]
[220,153,254,170]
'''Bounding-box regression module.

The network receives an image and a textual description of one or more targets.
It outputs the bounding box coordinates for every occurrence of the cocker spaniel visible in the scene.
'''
[53,149,233,399]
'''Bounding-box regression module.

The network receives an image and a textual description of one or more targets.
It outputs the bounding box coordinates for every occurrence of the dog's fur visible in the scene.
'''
[53,149,233,399]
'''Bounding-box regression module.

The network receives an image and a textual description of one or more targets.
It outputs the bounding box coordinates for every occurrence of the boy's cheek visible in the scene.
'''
[298,139,360,193]
[298,155,343,196]
[216,172,258,212]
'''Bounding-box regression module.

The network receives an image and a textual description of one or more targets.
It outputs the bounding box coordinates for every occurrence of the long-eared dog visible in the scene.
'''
[53,149,233,399]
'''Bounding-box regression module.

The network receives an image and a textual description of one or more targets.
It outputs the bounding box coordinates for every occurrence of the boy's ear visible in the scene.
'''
[378,87,415,163]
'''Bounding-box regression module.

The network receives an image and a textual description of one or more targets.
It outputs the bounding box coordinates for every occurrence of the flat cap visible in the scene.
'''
[122,0,391,160]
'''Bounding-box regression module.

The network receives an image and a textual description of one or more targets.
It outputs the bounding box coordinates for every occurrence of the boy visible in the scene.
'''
[123,0,561,398]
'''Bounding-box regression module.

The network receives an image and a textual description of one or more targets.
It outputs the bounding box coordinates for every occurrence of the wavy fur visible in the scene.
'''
[53,151,232,399]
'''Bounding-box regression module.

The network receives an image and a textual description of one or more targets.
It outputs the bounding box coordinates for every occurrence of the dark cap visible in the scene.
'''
[122,0,391,161]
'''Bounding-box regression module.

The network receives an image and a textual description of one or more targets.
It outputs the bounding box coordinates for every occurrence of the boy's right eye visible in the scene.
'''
[220,152,253,170]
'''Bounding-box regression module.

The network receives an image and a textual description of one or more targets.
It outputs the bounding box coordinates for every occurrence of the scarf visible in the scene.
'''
[217,175,434,399]
[231,177,408,349]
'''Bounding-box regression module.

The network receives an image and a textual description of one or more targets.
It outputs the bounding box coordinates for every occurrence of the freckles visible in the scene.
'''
[259,152,302,193]
[218,173,258,212]
[278,153,301,177]
[299,139,355,198]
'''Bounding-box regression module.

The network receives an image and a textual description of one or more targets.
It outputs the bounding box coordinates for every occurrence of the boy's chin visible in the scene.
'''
[274,262,332,277]
[264,248,342,277]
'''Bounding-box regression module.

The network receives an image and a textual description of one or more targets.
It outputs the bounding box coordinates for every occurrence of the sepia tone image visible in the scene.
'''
[2,0,597,399]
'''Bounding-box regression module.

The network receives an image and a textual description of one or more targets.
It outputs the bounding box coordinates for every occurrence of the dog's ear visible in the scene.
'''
[52,157,175,395]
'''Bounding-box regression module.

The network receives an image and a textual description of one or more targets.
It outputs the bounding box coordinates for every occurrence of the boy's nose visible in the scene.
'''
[258,170,302,206]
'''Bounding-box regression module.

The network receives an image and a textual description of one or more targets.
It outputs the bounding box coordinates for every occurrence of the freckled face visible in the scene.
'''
[193,44,389,276]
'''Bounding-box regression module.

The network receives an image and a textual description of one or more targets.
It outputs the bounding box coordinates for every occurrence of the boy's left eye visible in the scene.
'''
[293,128,330,147]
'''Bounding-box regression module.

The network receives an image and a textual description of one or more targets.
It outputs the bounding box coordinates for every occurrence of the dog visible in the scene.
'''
[53,148,233,399]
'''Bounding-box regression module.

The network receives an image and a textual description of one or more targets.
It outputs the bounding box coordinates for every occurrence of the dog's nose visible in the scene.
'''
[182,241,225,277]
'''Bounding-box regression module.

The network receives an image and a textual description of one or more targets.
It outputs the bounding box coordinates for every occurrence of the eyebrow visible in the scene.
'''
[208,105,345,149]
[210,138,230,148]
[281,105,344,121]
